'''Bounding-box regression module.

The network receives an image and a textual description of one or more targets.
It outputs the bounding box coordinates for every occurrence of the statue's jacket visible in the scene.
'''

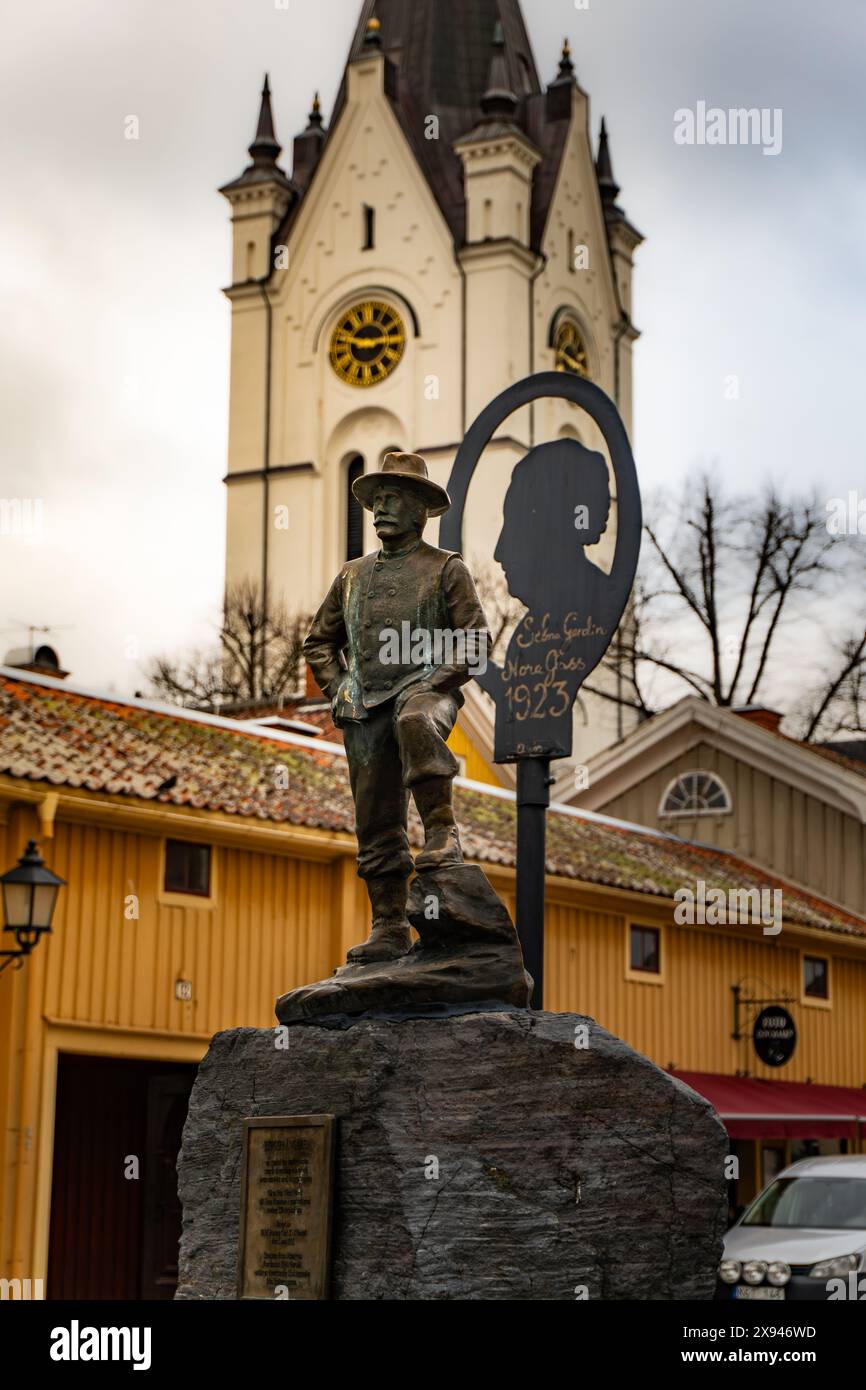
[304,540,489,722]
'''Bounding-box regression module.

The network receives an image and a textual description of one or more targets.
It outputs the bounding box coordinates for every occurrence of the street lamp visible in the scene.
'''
[1,840,65,970]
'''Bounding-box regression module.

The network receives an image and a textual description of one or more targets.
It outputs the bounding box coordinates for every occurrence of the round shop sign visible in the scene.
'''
[753,1006,797,1067]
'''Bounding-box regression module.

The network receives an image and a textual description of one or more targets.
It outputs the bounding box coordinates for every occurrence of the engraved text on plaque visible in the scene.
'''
[237,1115,336,1300]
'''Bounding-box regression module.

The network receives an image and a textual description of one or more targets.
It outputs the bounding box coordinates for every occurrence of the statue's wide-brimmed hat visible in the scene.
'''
[351,452,451,517]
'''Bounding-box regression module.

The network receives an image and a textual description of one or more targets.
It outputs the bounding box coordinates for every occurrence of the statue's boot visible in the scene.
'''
[413,776,464,871]
[347,872,412,964]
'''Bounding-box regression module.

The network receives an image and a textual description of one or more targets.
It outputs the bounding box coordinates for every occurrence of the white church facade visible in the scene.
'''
[220,0,643,775]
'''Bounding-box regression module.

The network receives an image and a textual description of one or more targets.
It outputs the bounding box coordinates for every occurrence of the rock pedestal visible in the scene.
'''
[276,866,532,1023]
[176,1010,727,1300]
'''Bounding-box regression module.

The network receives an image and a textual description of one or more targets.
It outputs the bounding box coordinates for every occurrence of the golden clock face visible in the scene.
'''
[554,320,589,378]
[329,300,406,387]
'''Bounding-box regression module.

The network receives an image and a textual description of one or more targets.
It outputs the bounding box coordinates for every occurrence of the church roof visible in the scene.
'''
[337,0,539,246]
[279,0,580,251]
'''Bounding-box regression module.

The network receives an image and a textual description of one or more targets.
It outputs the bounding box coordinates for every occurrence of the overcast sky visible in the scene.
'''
[1,0,863,695]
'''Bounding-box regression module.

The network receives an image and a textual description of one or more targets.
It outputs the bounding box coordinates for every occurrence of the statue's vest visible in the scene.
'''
[341,542,455,713]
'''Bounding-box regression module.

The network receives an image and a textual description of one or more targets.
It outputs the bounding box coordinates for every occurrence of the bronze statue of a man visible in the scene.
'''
[303,452,488,965]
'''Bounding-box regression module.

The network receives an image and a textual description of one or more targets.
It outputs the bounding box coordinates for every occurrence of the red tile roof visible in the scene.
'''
[796,737,866,781]
[0,673,350,831]
[1,671,864,942]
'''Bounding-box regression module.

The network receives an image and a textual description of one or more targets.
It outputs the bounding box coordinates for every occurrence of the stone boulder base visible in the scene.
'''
[276,866,532,1024]
[176,1010,728,1301]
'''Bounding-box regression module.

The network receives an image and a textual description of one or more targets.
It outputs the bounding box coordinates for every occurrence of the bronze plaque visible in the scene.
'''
[237,1115,336,1300]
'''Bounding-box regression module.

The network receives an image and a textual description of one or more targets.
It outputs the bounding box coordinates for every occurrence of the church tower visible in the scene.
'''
[220,0,643,773]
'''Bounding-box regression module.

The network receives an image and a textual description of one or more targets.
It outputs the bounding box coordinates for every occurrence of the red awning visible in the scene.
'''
[671,1070,866,1139]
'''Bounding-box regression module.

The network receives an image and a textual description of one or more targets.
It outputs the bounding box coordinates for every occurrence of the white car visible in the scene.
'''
[717,1155,866,1301]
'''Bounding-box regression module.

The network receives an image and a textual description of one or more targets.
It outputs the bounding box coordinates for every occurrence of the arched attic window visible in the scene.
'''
[659,771,732,818]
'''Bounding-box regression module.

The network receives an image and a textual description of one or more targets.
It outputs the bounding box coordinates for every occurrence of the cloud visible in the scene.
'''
[1,0,863,692]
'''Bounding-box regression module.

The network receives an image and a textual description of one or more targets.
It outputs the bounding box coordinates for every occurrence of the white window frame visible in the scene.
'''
[658,769,733,819]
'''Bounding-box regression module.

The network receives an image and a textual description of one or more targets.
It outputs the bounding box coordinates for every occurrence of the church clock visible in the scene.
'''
[554,320,589,378]
[329,300,406,387]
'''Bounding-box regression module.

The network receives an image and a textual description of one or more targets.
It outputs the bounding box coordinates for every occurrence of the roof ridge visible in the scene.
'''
[0,669,688,844]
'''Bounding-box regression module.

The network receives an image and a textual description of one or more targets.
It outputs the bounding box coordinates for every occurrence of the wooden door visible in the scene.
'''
[140,1073,194,1299]
[47,1054,196,1299]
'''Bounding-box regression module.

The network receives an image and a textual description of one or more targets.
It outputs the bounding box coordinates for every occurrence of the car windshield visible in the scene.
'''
[742,1176,866,1230]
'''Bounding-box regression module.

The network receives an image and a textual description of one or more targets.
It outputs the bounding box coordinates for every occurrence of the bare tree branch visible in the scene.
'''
[598,471,863,740]
[800,630,866,742]
[145,580,309,713]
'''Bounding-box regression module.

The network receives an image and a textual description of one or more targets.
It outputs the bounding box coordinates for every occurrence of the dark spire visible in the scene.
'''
[546,35,577,121]
[480,19,519,120]
[292,90,327,190]
[248,74,282,168]
[596,117,644,250]
[363,12,382,49]
[596,117,622,216]
[307,91,324,131]
[220,73,294,197]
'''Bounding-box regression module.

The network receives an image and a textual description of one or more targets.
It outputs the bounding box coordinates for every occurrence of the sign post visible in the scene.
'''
[442,372,642,1007]
[515,757,552,1005]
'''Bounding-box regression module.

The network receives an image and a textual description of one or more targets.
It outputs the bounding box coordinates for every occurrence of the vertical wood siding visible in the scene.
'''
[546,892,866,1086]
[601,742,866,915]
[2,804,865,1283]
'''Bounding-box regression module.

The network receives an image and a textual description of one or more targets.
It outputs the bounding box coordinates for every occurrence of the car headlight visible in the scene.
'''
[766,1261,791,1287]
[719,1259,741,1285]
[742,1260,768,1285]
[809,1253,860,1279]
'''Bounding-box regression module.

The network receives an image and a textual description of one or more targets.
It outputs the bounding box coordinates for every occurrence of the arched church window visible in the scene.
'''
[346,456,365,560]
[553,318,590,378]
[659,771,732,818]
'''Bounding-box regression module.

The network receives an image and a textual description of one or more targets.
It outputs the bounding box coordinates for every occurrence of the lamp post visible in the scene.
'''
[0,840,65,972]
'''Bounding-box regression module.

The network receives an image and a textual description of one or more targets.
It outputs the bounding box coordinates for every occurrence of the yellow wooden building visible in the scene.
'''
[2,666,865,1298]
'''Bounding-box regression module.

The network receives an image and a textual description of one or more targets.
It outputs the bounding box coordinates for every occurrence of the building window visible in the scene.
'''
[164,840,211,897]
[804,955,829,1000]
[362,204,375,250]
[346,455,365,559]
[553,318,590,377]
[660,771,732,817]
[630,924,660,975]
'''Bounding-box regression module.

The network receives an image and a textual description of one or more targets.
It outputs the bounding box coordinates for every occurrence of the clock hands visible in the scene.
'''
[329,301,406,385]
[335,331,403,349]
[558,345,587,376]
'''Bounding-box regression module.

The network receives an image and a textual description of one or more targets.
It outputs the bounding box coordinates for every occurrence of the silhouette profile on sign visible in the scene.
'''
[475,438,627,760]
[440,371,642,764]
